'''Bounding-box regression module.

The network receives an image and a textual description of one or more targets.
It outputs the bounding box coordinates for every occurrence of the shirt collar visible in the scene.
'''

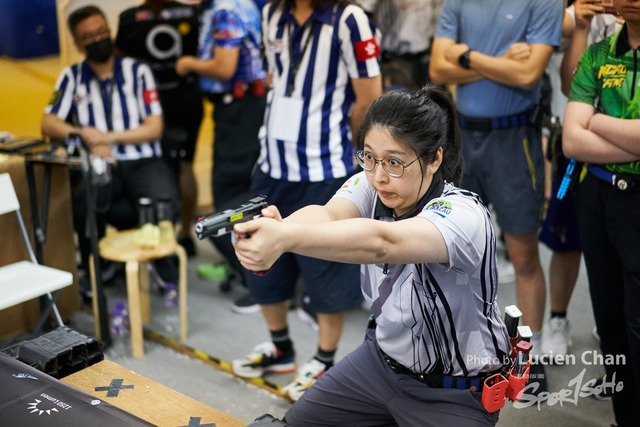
[278,1,334,27]
[614,24,633,57]
[373,169,446,221]
[79,55,122,85]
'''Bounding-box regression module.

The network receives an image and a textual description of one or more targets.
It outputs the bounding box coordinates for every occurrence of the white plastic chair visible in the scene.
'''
[0,173,73,328]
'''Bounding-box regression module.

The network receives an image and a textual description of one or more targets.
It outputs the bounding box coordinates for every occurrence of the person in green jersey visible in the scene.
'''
[563,1,640,425]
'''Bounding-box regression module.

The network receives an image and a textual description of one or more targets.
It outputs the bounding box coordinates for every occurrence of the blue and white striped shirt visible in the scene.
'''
[45,56,163,161]
[260,2,380,182]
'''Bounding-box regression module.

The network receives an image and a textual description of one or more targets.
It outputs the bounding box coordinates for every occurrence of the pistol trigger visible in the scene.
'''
[231,232,237,244]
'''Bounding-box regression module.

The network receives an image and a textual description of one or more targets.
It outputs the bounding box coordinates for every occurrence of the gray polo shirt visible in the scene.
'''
[334,173,510,377]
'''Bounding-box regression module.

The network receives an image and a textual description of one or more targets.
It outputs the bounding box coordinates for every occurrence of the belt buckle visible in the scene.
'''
[617,178,628,191]
[614,174,638,192]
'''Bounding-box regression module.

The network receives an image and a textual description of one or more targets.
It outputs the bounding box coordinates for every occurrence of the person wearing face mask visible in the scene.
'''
[233,86,511,426]
[41,5,180,302]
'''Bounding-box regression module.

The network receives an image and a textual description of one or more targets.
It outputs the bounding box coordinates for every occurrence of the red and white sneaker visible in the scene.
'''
[281,359,327,401]
[231,342,296,378]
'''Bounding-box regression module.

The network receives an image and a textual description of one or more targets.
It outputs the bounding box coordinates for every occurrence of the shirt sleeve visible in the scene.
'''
[434,0,460,41]
[525,0,563,47]
[339,4,381,79]
[332,171,375,218]
[567,44,598,106]
[418,194,486,273]
[44,66,76,120]
[213,8,247,49]
[136,62,163,117]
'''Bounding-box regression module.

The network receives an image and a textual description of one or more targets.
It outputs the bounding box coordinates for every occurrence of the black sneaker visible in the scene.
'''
[231,293,260,314]
[232,342,296,378]
[297,294,318,332]
[590,375,614,401]
[149,256,179,292]
[100,260,118,283]
[248,414,291,427]
[79,275,93,306]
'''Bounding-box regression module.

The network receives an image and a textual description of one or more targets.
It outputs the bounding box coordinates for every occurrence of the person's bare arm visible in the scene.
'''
[350,75,382,145]
[233,201,448,272]
[562,9,574,39]
[587,113,640,157]
[429,37,484,85]
[560,0,603,95]
[563,101,639,162]
[430,37,536,87]
[78,114,163,148]
[444,42,555,91]
[41,113,78,141]
[175,46,239,80]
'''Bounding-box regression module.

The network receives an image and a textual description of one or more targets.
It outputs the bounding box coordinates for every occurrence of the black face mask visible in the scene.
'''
[85,37,114,63]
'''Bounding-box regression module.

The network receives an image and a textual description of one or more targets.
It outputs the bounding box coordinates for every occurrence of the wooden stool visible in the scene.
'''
[89,228,187,357]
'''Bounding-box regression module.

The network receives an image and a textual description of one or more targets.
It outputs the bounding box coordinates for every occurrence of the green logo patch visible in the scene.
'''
[425,200,452,218]
[48,90,61,107]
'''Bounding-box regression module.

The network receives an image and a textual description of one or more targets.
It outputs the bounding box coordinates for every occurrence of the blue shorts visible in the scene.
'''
[539,156,582,252]
[246,169,362,314]
[460,125,545,235]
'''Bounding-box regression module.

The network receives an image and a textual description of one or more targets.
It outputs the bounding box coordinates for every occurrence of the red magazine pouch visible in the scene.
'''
[481,373,509,413]
[506,362,531,401]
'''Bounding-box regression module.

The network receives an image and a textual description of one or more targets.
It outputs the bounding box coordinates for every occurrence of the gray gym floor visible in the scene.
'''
[69,232,616,426]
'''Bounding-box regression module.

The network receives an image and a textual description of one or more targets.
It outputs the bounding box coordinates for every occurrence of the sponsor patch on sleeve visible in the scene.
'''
[354,37,380,62]
[341,176,361,189]
[143,88,159,105]
[48,90,62,107]
[425,200,452,218]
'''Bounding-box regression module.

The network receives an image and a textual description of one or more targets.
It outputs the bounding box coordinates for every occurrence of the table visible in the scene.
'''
[0,353,153,426]
[62,360,245,427]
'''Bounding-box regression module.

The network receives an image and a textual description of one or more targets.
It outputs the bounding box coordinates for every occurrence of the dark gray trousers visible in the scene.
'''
[285,329,499,427]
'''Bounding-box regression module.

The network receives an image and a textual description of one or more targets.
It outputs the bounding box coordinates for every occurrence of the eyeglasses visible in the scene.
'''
[355,150,420,178]
[77,27,111,44]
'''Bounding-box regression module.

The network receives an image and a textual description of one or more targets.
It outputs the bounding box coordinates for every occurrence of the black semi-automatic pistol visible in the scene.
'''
[195,195,268,240]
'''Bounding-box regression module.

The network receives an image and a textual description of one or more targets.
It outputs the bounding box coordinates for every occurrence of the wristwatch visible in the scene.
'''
[458,48,473,69]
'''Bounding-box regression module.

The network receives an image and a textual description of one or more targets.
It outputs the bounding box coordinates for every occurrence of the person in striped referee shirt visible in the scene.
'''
[42,5,180,298]
[229,0,382,402]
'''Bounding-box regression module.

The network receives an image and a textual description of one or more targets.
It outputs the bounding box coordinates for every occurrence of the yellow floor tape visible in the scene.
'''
[143,327,293,402]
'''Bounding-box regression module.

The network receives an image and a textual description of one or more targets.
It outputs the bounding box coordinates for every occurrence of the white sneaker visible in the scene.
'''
[281,359,327,402]
[231,342,296,378]
[541,317,572,361]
